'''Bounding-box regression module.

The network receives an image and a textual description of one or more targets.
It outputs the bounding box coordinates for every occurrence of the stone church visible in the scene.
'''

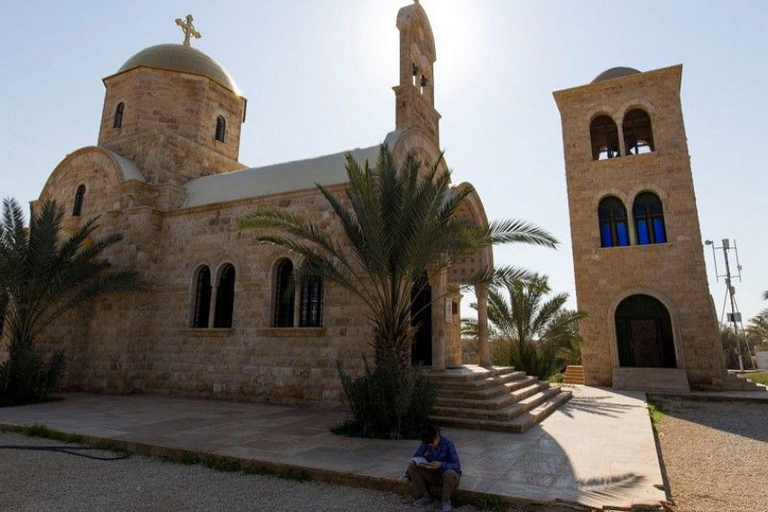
[15,2,737,406]
[29,3,496,403]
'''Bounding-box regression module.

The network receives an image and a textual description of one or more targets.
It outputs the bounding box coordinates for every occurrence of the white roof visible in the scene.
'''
[107,150,144,182]
[182,130,402,208]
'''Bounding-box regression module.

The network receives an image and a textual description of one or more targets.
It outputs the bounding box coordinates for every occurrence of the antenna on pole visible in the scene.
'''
[705,238,750,370]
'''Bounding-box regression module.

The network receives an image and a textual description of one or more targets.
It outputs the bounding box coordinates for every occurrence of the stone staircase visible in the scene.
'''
[426,366,572,434]
[724,372,768,392]
[563,365,585,385]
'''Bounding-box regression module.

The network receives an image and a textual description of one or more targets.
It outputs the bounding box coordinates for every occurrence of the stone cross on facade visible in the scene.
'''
[175,14,201,47]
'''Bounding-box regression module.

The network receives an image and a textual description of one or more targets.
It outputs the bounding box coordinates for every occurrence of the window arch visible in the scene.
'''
[633,192,666,245]
[213,264,236,328]
[274,259,295,327]
[299,275,323,327]
[598,196,629,247]
[615,294,676,368]
[72,185,86,217]
[590,115,620,160]
[113,102,124,129]
[215,116,226,142]
[192,266,212,328]
[623,108,654,155]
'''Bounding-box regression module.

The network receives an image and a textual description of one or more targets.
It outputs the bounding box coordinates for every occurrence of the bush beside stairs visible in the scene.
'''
[426,366,571,434]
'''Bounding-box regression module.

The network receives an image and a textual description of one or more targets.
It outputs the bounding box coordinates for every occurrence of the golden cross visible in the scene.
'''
[175,14,201,47]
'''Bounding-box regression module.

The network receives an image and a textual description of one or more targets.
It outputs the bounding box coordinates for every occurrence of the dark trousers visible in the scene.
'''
[407,462,460,501]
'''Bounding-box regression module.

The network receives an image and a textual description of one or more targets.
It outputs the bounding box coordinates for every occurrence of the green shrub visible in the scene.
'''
[0,339,66,407]
[333,353,437,439]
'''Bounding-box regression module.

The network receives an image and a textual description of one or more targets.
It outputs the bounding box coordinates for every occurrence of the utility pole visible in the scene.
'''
[705,238,748,370]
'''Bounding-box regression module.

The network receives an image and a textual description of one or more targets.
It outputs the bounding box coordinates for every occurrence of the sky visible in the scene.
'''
[0,0,766,321]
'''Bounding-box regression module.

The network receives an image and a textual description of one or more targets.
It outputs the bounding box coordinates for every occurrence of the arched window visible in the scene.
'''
[590,115,620,161]
[623,108,654,155]
[633,192,666,245]
[213,264,236,328]
[299,275,323,327]
[113,102,124,129]
[72,185,86,217]
[192,266,212,328]
[598,196,629,248]
[215,116,226,142]
[274,259,295,327]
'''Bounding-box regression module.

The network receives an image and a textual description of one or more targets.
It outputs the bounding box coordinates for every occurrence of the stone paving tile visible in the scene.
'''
[0,387,666,510]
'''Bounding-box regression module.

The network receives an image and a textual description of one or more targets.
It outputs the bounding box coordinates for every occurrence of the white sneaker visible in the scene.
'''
[442,500,452,512]
[413,495,432,507]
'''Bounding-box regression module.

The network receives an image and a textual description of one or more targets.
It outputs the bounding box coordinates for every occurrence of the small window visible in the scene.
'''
[213,264,236,328]
[633,192,666,245]
[192,266,212,328]
[72,185,86,217]
[623,108,654,155]
[215,116,226,143]
[274,259,295,327]
[598,196,630,248]
[590,115,620,161]
[113,102,124,129]
[299,275,323,327]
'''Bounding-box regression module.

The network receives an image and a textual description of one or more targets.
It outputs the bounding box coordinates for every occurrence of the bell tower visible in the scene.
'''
[554,65,725,391]
[393,1,441,148]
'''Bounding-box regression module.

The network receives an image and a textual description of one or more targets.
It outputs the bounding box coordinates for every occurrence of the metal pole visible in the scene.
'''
[722,240,744,371]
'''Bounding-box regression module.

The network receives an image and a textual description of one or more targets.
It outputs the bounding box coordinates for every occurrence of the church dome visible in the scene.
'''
[592,67,641,83]
[116,44,241,95]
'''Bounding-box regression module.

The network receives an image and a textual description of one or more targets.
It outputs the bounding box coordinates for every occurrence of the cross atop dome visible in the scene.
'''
[175,14,201,47]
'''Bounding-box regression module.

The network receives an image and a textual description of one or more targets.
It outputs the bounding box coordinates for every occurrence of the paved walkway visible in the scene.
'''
[0,386,666,510]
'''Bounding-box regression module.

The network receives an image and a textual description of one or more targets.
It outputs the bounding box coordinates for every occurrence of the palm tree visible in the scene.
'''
[238,146,557,367]
[0,198,137,405]
[763,290,768,301]
[463,274,585,379]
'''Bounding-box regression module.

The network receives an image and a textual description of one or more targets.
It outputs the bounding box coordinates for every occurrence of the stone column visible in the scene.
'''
[430,269,447,372]
[476,284,491,367]
[208,275,218,329]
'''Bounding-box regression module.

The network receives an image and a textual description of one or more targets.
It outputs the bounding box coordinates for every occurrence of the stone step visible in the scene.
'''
[613,368,690,392]
[432,386,560,421]
[563,365,585,385]
[436,375,538,400]
[430,390,572,433]
[426,366,514,384]
[434,370,527,391]
[435,380,546,410]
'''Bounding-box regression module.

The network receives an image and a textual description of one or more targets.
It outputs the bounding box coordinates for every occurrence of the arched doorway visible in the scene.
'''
[411,274,432,366]
[615,295,676,368]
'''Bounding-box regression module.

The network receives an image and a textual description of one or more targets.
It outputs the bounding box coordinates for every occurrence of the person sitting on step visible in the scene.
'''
[407,423,461,511]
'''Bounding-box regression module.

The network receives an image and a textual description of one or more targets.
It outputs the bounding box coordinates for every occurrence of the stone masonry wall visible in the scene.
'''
[554,66,725,389]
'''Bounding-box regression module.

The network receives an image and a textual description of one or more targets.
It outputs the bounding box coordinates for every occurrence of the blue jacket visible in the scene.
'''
[413,435,461,476]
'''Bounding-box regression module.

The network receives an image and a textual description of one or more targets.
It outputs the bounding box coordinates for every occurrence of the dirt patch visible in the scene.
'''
[652,397,768,512]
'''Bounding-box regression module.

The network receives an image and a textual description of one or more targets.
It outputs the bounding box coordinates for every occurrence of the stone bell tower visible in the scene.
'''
[553,65,725,391]
[393,1,441,148]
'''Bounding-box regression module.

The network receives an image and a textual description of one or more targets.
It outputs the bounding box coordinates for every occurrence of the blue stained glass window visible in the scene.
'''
[636,220,650,245]
[617,222,629,246]
[601,222,613,247]
[598,197,629,248]
[653,218,667,243]
[633,192,666,245]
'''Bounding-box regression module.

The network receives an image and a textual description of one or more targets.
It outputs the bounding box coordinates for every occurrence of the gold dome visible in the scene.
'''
[115,44,241,95]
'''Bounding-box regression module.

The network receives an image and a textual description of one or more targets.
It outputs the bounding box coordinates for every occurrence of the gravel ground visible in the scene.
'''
[0,432,576,512]
[653,398,768,512]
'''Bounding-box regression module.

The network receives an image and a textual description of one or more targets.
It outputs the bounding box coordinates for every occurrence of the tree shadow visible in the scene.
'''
[649,395,768,443]
[557,393,642,419]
